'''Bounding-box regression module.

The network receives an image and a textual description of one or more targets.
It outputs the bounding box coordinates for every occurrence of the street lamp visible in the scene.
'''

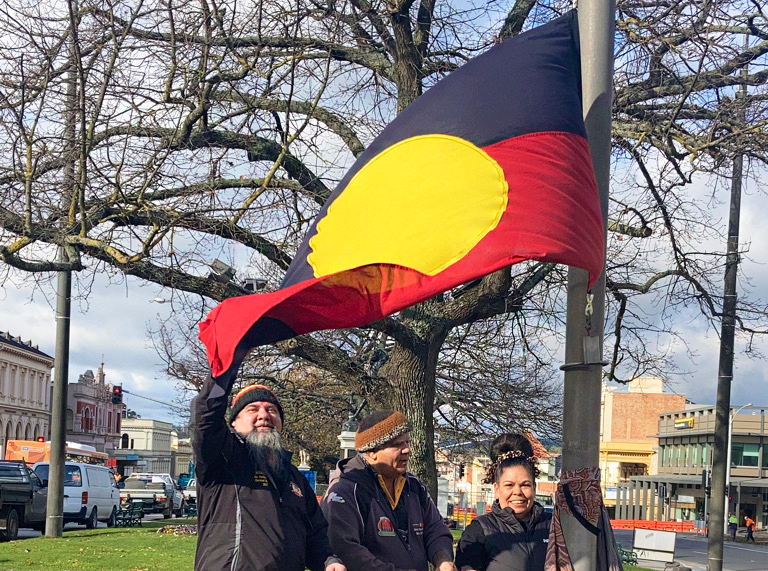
[724,402,752,527]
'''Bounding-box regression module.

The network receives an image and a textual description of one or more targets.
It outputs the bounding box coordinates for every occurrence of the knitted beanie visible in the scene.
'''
[228,384,284,424]
[355,410,411,452]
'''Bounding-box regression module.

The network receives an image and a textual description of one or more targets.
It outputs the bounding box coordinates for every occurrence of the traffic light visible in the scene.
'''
[36,436,45,442]
[702,469,711,497]
[112,385,123,404]
[458,463,465,479]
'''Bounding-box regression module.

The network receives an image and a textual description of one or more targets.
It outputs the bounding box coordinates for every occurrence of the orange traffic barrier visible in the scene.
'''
[610,519,695,532]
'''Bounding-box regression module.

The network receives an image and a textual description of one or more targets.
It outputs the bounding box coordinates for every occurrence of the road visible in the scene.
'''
[614,529,768,571]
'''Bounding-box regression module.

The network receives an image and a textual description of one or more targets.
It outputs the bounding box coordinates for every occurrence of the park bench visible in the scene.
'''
[115,500,145,527]
[617,543,638,565]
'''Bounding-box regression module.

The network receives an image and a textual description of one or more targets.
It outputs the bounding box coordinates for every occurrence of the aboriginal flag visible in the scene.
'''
[200,10,605,380]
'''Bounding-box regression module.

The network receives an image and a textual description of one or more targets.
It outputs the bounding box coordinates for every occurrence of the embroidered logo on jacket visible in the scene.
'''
[290,482,303,497]
[377,516,396,536]
[327,492,345,503]
[412,521,424,536]
[253,472,270,488]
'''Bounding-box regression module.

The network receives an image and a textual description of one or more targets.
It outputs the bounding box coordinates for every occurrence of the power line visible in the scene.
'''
[122,389,189,415]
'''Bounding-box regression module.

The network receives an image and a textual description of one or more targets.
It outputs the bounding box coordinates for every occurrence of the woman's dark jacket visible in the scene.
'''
[455,500,552,571]
[191,375,338,571]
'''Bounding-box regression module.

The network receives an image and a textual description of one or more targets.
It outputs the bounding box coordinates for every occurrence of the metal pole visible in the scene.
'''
[561,2,614,570]
[723,410,733,536]
[45,0,77,538]
[706,39,748,571]
[724,404,752,533]
[45,256,71,537]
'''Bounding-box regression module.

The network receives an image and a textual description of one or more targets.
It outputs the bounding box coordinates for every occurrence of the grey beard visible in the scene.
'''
[245,429,286,478]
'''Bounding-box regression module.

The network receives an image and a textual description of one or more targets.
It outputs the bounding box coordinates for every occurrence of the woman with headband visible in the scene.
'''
[454,434,552,571]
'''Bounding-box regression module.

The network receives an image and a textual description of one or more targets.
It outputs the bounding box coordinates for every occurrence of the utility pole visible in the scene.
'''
[561,0,613,569]
[45,0,77,538]
[707,39,748,571]
[45,253,71,538]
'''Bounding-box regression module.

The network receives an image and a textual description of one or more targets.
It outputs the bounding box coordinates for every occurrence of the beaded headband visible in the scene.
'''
[482,449,537,484]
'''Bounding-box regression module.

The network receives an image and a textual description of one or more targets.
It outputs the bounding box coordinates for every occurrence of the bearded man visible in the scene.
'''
[192,382,346,571]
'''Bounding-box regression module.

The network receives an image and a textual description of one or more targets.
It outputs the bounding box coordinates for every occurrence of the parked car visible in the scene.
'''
[122,473,184,518]
[33,462,120,529]
[182,478,196,506]
[0,460,47,540]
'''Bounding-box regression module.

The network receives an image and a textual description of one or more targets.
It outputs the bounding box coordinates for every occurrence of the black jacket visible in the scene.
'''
[192,375,336,571]
[321,454,454,571]
[455,501,552,571]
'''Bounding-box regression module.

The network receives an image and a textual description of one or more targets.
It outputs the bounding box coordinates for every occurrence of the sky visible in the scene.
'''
[1,179,767,428]
[662,175,768,411]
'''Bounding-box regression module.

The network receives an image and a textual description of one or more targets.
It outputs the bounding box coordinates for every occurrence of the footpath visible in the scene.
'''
[631,530,768,571]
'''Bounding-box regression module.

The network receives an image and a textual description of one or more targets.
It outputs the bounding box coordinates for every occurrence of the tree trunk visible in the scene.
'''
[381,336,444,499]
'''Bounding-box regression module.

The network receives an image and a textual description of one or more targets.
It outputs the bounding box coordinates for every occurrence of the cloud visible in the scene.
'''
[0,273,184,424]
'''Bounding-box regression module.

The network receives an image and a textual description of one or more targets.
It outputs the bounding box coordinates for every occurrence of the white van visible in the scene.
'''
[33,462,120,528]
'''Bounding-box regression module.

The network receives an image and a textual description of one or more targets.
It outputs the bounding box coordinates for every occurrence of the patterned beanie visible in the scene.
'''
[355,410,411,452]
[228,384,284,424]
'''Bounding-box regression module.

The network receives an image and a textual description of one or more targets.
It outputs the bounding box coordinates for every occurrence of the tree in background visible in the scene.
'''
[0,0,767,492]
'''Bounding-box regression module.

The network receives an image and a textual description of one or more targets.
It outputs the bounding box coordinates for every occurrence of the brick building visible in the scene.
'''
[66,363,122,453]
[600,377,686,515]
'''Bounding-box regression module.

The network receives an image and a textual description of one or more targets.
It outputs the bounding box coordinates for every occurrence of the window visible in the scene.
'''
[702,444,708,466]
[731,443,760,467]
[692,444,698,466]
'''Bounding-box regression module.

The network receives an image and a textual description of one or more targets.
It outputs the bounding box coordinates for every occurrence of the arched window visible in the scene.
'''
[66,409,74,432]
[24,424,31,440]
[15,422,22,439]
[82,407,92,431]
[121,433,129,449]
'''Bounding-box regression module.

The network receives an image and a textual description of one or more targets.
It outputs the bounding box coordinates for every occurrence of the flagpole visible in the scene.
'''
[561,0,613,569]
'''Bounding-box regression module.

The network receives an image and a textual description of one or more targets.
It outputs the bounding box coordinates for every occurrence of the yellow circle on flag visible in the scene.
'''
[308,134,509,278]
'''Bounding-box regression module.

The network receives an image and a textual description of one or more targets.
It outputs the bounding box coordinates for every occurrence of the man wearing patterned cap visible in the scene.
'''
[191,381,346,571]
[321,410,456,571]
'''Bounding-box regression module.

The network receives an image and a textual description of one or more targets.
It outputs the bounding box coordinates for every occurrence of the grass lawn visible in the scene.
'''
[0,519,198,571]
[6,520,659,571]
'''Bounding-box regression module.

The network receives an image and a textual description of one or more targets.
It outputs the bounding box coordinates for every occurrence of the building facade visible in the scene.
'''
[0,332,54,458]
[113,417,176,476]
[616,405,768,530]
[66,364,122,452]
[436,432,559,516]
[599,377,686,516]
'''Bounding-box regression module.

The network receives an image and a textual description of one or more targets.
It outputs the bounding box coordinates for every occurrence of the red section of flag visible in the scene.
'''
[200,131,602,378]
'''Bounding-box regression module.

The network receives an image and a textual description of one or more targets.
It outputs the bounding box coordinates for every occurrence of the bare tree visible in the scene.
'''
[1,0,767,493]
